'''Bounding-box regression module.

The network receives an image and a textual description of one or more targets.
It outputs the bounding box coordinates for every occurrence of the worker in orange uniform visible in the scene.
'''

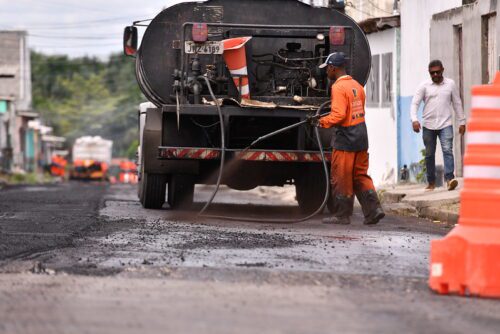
[315,52,385,225]
[50,155,67,178]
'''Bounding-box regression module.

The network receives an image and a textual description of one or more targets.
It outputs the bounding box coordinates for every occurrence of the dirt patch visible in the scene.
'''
[172,230,305,250]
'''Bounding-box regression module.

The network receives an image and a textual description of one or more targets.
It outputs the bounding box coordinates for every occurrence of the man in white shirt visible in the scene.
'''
[411,60,466,191]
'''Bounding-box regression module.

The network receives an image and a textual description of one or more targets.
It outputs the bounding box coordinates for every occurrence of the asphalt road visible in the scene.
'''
[0,182,499,334]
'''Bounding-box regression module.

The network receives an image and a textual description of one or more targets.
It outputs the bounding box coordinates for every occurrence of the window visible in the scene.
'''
[0,100,7,114]
[366,55,380,107]
[381,52,393,107]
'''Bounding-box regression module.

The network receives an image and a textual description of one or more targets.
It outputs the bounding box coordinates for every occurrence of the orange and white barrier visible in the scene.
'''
[429,72,500,298]
[222,37,252,99]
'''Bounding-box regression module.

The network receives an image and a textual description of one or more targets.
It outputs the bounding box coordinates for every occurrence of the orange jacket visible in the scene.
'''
[319,75,368,151]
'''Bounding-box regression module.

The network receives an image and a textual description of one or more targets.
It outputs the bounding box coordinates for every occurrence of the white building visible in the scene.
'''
[396,0,462,183]
[430,0,499,177]
[346,0,398,22]
[0,30,37,172]
[359,15,400,185]
[358,0,465,185]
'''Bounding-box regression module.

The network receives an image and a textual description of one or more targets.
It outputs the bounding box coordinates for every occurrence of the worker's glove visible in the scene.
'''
[307,114,320,127]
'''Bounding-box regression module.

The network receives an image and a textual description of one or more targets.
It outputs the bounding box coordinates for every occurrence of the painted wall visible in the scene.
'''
[0,30,33,172]
[430,0,499,177]
[0,31,31,111]
[346,0,396,22]
[365,28,399,185]
[399,0,462,181]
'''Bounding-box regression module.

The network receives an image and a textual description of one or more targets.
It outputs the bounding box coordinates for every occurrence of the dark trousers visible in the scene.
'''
[422,126,455,183]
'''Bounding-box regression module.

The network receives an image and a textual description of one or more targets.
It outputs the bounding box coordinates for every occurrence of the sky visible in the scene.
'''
[0,0,199,59]
[0,0,325,59]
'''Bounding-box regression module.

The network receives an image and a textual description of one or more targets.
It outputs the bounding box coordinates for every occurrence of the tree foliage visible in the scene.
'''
[31,51,143,158]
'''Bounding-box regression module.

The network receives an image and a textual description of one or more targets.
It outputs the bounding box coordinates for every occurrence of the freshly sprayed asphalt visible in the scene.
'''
[0,183,499,334]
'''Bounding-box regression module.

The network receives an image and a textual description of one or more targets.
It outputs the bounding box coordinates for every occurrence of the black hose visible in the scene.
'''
[197,78,331,223]
[197,76,226,217]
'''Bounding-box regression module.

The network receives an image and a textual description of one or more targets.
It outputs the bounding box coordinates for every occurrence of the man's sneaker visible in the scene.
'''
[447,179,458,191]
[322,216,351,225]
[364,208,385,225]
[425,183,436,192]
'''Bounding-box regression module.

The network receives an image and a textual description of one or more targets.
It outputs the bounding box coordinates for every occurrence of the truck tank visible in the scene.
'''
[135,0,371,105]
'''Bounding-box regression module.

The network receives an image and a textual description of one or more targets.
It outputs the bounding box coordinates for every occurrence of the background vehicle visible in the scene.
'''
[124,0,371,210]
[50,154,68,178]
[108,159,138,184]
[70,136,113,181]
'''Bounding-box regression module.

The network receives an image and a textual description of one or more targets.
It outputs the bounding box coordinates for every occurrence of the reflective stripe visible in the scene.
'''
[229,67,248,76]
[239,84,250,96]
[467,131,500,145]
[159,147,329,162]
[471,96,500,109]
[464,166,500,179]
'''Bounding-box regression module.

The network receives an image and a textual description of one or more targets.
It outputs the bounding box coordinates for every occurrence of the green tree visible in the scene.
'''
[31,51,143,157]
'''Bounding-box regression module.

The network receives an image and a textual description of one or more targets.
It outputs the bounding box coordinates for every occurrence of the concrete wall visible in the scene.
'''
[0,31,33,171]
[431,0,499,177]
[346,0,396,22]
[0,31,31,111]
[400,0,462,95]
[365,28,399,185]
[398,0,462,182]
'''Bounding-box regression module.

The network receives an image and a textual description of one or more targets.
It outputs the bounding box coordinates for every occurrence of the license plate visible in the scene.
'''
[185,41,224,54]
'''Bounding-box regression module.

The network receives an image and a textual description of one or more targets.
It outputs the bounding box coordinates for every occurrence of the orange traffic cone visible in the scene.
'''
[222,36,252,99]
[429,72,500,298]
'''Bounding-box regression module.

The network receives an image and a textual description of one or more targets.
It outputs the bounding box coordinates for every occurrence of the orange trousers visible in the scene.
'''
[330,150,375,197]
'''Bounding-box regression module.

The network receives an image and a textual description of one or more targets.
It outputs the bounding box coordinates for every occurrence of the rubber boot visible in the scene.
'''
[357,189,385,225]
[322,195,353,225]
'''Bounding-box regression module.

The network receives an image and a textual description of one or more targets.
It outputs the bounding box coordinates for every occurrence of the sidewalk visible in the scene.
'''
[379,179,462,225]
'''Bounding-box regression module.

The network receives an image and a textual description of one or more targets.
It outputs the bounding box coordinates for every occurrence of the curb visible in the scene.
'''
[380,188,460,224]
[418,206,459,224]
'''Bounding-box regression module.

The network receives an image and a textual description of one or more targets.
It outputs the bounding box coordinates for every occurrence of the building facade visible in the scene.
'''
[398,0,463,182]
[0,30,38,172]
[304,0,397,21]
[431,0,499,177]
[360,15,400,185]
[360,0,469,184]
[346,0,398,22]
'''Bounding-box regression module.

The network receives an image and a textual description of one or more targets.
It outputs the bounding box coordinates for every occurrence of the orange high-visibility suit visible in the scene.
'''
[319,75,380,221]
[50,155,67,177]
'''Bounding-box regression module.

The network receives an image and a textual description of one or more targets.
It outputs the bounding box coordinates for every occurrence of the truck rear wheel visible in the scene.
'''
[295,166,328,214]
[139,171,167,209]
[167,174,195,209]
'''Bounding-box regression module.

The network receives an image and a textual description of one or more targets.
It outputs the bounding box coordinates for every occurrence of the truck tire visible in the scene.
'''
[295,166,328,214]
[168,174,195,210]
[139,171,167,209]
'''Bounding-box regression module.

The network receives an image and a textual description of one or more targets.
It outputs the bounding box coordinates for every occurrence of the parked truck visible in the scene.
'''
[124,0,371,211]
[70,136,113,181]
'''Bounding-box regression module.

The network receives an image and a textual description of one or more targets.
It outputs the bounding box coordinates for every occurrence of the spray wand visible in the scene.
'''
[197,75,332,223]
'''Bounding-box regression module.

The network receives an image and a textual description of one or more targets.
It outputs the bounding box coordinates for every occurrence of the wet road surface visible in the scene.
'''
[0,183,499,333]
[0,183,104,259]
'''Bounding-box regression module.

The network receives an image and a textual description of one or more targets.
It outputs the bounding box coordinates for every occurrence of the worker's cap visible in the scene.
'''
[319,52,346,68]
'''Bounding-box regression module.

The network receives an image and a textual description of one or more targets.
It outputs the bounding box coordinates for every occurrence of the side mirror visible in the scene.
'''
[123,26,138,57]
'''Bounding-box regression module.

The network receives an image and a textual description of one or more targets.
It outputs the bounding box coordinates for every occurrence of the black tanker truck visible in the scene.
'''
[123,0,371,211]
